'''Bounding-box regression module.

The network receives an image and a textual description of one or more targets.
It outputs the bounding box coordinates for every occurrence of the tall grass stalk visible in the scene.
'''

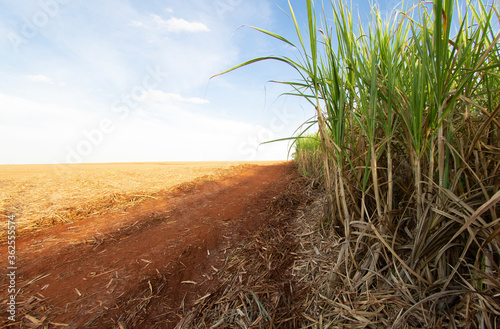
[214,0,500,325]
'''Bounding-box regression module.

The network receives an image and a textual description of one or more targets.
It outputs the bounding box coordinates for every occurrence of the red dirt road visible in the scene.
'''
[1,162,300,328]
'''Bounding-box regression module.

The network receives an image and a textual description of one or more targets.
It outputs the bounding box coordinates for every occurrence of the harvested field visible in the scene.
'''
[0,161,305,328]
[0,161,279,240]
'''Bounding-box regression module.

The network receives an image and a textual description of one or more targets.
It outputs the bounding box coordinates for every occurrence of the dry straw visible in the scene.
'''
[0,162,256,241]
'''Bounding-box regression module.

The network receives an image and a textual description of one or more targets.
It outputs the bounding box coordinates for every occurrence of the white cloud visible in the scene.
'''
[0,93,98,164]
[27,75,54,84]
[155,16,209,32]
[95,110,285,162]
[0,90,291,164]
[0,93,90,124]
[141,90,209,105]
[131,20,145,28]
[133,14,209,33]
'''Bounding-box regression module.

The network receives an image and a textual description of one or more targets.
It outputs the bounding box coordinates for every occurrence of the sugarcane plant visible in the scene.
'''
[214,0,500,326]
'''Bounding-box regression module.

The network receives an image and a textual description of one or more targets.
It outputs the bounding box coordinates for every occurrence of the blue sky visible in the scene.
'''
[0,0,399,164]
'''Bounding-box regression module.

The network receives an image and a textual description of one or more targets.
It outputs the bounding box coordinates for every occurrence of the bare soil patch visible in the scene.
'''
[177,176,314,328]
[0,162,302,328]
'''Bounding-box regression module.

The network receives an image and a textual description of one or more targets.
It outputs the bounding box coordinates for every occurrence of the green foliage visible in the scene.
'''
[294,134,323,184]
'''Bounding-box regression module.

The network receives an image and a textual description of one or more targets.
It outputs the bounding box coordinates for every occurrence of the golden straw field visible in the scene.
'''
[0,161,278,239]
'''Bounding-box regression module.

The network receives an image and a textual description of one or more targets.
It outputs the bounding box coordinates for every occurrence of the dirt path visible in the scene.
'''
[1,162,300,328]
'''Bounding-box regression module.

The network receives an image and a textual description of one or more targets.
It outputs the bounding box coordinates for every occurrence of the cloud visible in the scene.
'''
[27,75,54,84]
[96,110,283,162]
[133,14,209,33]
[131,20,145,28]
[154,16,210,32]
[0,93,90,124]
[0,93,97,164]
[140,90,209,105]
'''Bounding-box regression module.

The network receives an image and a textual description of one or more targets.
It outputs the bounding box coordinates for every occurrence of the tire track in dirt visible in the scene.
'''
[0,162,300,328]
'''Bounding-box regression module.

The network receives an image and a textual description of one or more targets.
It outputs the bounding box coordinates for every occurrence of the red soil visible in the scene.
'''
[0,162,300,328]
